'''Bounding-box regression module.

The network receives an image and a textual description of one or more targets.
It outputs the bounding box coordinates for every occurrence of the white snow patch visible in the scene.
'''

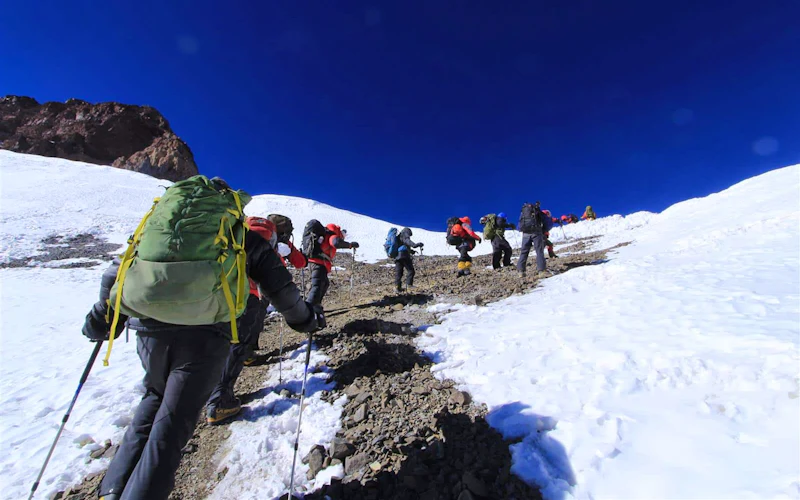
[208,339,344,498]
[418,165,800,499]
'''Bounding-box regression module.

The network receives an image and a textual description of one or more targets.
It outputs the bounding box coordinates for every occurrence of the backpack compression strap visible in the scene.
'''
[215,191,247,344]
[103,197,160,366]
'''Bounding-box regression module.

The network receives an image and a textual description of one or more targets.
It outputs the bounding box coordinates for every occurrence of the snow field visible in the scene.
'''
[418,165,800,499]
[208,334,346,498]
[0,267,145,499]
[2,150,798,499]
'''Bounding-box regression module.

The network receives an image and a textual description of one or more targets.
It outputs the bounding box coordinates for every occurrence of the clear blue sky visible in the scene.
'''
[2,0,798,230]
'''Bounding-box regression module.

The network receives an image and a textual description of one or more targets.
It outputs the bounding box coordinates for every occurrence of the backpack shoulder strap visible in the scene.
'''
[104,196,161,366]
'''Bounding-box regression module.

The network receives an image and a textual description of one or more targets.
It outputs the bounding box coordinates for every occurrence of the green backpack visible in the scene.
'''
[481,214,497,241]
[104,175,252,365]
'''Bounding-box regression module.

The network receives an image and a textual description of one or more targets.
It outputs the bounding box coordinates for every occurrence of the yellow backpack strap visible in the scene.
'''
[217,216,240,344]
[219,266,239,344]
[232,192,248,316]
[103,197,159,366]
[216,190,248,345]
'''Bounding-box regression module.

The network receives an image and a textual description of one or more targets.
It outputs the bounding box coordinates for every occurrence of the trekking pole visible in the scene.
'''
[278,318,285,384]
[559,221,567,241]
[349,249,356,301]
[28,341,103,500]
[288,333,314,497]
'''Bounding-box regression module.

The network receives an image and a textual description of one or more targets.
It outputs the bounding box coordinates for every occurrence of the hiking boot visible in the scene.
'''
[243,356,258,366]
[396,285,404,293]
[207,399,242,425]
[536,270,550,279]
[518,270,526,279]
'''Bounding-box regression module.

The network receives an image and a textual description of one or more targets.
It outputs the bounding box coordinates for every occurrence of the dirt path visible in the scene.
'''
[60,238,623,500]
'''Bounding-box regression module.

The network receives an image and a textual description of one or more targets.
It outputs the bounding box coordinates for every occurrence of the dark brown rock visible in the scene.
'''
[457,490,476,500]
[1,95,198,181]
[329,437,356,460]
[449,389,472,406]
[345,452,371,475]
[354,403,368,423]
[463,471,489,497]
[303,444,326,479]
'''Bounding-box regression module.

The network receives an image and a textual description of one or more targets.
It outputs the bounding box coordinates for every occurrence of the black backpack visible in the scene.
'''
[446,217,463,246]
[518,202,544,233]
[301,219,330,258]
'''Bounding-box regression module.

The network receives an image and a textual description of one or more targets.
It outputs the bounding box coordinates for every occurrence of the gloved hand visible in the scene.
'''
[350,242,359,249]
[82,303,125,342]
[510,223,516,230]
[277,242,291,257]
[313,304,327,330]
[477,238,482,244]
[416,242,424,248]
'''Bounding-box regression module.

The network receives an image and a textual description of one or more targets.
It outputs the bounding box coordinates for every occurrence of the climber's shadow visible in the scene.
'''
[298,405,547,500]
[370,293,433,307]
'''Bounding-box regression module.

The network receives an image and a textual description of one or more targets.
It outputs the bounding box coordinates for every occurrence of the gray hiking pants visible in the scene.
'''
[516,232,546,273]
[99,329,228,500]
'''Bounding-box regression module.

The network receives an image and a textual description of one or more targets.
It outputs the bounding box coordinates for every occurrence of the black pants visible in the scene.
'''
[545,237,556,258]
[457,242,473,263]
[394,257,415,287]
[491,236,513,269]
[306,262,329,306]
[207,294,267,410]
[516,232,546,272]
[100,329,229,500]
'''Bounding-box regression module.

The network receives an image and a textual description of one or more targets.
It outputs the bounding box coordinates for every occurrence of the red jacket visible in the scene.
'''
[308,223,354,273]
[451,217,481,250]
[283,241,307,269]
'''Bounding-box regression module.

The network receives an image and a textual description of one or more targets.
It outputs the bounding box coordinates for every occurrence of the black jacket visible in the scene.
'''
[91,230,316,338]
[397,228,422,260]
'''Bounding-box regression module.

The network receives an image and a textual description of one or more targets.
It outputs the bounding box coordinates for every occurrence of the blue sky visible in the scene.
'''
[2,0,798,230]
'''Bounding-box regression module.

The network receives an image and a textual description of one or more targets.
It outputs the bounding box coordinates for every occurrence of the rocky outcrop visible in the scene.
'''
[0,95,198,181]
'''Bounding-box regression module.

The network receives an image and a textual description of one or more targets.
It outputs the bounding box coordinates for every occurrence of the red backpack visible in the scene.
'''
[247,217,277,247]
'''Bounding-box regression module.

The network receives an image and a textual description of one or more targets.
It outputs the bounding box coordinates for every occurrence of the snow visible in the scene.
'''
[0,151,379,498]
[245,193,501,262]
[418,164,800,499]
[3,150,799,499]
[208,338,346,499]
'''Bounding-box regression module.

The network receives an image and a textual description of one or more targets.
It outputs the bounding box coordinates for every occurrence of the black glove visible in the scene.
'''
[82,303,125,342]
[416,243,424,248]
[350,242,359,249]
[313,304,327,330]
[510,223,516,230]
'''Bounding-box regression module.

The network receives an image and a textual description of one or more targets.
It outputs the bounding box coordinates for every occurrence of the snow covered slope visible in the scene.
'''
[0,150,473,499]
[419,164,800,499]
[0,149,500,264]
